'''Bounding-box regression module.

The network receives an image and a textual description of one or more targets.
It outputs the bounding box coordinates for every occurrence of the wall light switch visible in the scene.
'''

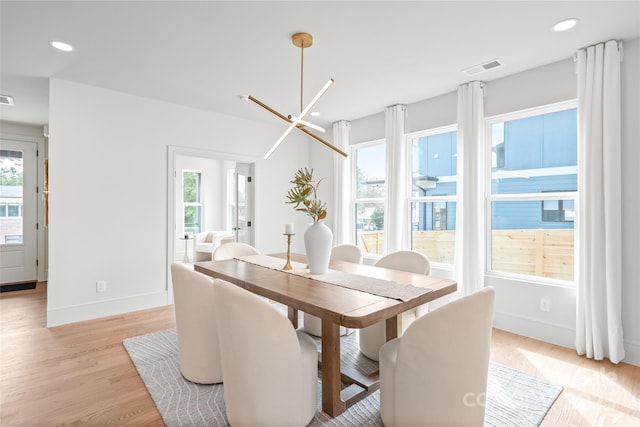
[539,297,551,312]
[96,281,107,293]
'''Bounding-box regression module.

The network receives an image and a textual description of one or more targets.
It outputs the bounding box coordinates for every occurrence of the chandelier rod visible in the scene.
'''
[300,41,304,113]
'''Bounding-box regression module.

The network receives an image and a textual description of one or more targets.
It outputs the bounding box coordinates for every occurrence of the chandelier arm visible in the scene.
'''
[288,115,325,133]
[297,78,334,120]
[298,127,348,158]
[248,96,293,124]
[250,78,332,129]
[248,94,345,158]
[264,123,297,159]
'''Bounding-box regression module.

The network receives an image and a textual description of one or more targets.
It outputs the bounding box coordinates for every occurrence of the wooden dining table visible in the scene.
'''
[194,253,457,417]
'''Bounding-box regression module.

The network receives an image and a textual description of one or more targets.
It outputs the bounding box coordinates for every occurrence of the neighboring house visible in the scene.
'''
[413,108,577,231]
[0,185,23,244]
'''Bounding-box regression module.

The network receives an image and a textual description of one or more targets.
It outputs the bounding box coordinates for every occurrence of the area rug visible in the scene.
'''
[124,328,562,427]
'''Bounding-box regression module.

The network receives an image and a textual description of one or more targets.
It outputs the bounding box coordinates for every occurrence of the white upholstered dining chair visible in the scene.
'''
[211,241,260,260]
[213,278,318,426]
[358,250,431,361]
[329,243,364,264]
[379,287,495,426]
[302,244,364,337]
[170,262,222,384]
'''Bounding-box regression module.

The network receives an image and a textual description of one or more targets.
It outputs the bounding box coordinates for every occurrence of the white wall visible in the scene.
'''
[47,78,308,326]
[316,38,639,366]
[0,122,45,139]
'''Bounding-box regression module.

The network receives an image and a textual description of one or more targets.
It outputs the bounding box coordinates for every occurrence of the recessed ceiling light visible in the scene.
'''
[49,40,74,52]
[310,112,320,117]
[553,18,579,32]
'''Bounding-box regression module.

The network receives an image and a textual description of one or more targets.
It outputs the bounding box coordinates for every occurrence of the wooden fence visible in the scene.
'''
[359,228,574,281]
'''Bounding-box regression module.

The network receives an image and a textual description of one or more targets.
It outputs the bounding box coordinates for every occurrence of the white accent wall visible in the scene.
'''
[314,38,640,366]
[46,78,309,326]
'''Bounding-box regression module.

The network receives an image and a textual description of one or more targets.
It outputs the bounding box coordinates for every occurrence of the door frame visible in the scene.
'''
[0,132,46,283]
[231,162,255,247]
[166,145,257,303]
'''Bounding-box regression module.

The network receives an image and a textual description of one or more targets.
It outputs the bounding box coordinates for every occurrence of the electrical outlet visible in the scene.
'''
[96,281,107,293]
[539,297,551,312]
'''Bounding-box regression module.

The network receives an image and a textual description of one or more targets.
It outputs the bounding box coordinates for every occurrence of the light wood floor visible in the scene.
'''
[1,283,638,426]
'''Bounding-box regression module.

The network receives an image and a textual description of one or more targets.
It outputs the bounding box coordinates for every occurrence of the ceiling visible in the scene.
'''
[1,1,639,129]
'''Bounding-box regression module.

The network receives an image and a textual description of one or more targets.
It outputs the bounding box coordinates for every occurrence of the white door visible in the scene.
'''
[231,163,254,246]
[0,139,38,285]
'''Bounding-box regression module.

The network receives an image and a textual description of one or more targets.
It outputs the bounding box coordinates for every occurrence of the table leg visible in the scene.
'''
[321,319,345,417]
[287,307,298,329]
[385,315,400,341]
[183,238,189,262]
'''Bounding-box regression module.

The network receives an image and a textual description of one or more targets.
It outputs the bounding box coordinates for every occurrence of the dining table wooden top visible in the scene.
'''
[194,253,457,329]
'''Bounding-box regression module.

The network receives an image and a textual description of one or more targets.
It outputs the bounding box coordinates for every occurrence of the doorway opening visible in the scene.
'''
[0,139,40,289]
[167,146,256,302]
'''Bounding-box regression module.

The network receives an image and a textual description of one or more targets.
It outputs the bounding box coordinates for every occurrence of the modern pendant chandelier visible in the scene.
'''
[248,32,347,159]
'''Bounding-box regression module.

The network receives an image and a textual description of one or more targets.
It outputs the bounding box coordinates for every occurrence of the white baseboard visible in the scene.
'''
[493,310,575,349]
[494,311,640,367]
[622,340,640,367]
[47,291,169,327]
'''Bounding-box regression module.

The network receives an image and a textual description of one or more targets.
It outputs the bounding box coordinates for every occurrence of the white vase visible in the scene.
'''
[304,221,333,274]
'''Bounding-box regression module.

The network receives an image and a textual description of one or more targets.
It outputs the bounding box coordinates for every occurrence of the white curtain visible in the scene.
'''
[454,81,485,295]
[332,120,352,246]
[384,105,408,253]
[575,40,625,363]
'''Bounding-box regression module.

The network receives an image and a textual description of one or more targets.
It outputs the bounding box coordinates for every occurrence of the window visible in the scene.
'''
[0,203,19,217]
[0,149,24,245]
[486,102,577,282]
[4,235,22,244]
[183,171,203,235]
[542,198,574,222]
[7,203,22,217]
[408,126,457,264]
[353,140,385,255]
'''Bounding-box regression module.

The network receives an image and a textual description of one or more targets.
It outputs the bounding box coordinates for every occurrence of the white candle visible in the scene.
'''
[285,223,294,234]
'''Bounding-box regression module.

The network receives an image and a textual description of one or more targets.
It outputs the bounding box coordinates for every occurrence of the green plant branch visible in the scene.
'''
[286,167,327,222]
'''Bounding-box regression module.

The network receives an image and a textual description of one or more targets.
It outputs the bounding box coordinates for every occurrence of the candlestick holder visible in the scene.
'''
[282,233,295,270]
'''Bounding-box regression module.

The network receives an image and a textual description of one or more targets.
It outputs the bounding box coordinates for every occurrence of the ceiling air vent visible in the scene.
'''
[0,95,15,106]
[462,59,503,76]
